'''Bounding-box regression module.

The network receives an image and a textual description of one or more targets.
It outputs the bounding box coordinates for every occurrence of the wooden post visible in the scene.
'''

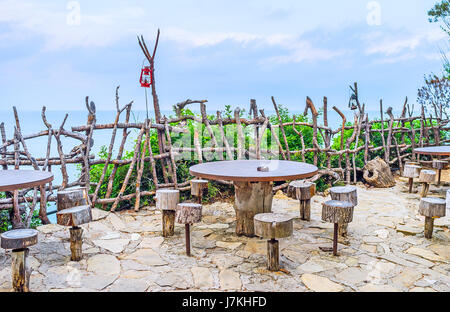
[418,170,436,198]
[175,203,202,256]
[190,179,208,204]
[418,197,446,239]
[424,217,434,239]
[11,248,30,292]
[333,223,338,256]
[267,239,279,271]
[162,210,175,237]
[185,224,191,256]
[254,213,293,271]
[56,205,91,261]
[287,181,315,221]
[432,160,447,186]
[329,186,357,237]
[403,164,421,193]
[321,200,354,256]
[57,188,88,211]
[156,189,179,237]
[69,226,83,261]
[233,181,273,237]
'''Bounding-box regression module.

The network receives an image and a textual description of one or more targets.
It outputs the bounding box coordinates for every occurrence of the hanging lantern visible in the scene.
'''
[348,93,358,110]
[140,66,152,88]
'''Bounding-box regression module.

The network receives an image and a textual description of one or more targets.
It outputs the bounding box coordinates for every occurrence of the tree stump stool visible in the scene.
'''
[321,200,354,256]
[418,197,446,239]
[432,160,447,186]
[403,164,421,193]
[190,179,208,204]
[175,203,202,256]
[287,181,315,221]
[56,205,92,261]
[155,189,180,237]
[418,170,436,198]
[57,188,88,211]
[329,186,357,237]
[254,213,293,271]
[1,229,38,292]
[405,161,420,166]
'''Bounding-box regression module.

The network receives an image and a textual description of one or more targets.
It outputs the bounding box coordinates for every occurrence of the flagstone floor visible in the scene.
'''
[0,177,448,292]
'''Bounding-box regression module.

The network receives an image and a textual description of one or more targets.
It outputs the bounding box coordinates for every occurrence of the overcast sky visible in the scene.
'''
[0,0,447,115]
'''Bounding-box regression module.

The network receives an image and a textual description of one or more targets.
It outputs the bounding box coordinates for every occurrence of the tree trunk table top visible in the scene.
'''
[189,160,318,182]
[0,170,54,192]
[414,146,450,156]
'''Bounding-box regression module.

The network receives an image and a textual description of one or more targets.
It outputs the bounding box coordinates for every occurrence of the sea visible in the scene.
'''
[0,108,404,223]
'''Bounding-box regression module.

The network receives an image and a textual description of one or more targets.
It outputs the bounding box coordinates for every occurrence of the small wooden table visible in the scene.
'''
[414,146,450,156]
[0,170,54,228]
[190,160,318,236]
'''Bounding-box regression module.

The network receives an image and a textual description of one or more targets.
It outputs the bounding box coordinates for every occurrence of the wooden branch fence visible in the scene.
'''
[0,88,449,228]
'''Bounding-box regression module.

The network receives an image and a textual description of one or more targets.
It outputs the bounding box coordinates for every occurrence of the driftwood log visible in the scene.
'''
[321,200,354,256]
[156,189,179,237]
[254,213,293,271]
[0,229,38,292]
[403,164,421,193]
[419,197,446,239]
[329,185,357,237]
[57,188,88,211]
[56,205,92,261]
[419,170,436,198]
[432,160,447,185]
[287,181,315,221]
[363,157,395,188]
[233,181,273,237]
[176,203,202,256]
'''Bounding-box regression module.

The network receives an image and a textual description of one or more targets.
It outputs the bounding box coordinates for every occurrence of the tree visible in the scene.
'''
[429,1,450,76]
[429,0,450,35]
[417,74,450,120]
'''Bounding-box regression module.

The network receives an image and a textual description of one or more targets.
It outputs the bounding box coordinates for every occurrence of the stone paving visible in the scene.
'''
[0,177,448,292]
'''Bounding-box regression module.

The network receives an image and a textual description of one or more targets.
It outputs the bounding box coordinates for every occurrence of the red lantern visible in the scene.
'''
[140,66,152,88]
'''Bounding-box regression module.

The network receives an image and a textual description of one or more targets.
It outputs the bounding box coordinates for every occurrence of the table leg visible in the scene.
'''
[233,181,273,237]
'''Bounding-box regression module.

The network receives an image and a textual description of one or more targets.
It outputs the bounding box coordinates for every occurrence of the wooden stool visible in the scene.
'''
[57,188,88,211]
[405,161,420,166]
[418,170,436,198]
[321,200,354,256]
[254,213,293,271]
[155,189,180,237]
[287,181,315,221]
[1,229,38,292]
[419,197,446,239]
[190,179,208,204]
[329,186,357,237]
[432,160,447,185]
[57,205,92,261]
[403,164,421,193]
[175,203,202,256]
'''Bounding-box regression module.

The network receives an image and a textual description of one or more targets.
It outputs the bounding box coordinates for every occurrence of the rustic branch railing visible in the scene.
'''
[0,87,449,227]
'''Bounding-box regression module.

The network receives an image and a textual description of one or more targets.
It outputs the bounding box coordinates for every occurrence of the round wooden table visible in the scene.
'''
[414,146,450,156]
[190,160,318,236]
[0,170,54,229]
[0,170,54,192]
